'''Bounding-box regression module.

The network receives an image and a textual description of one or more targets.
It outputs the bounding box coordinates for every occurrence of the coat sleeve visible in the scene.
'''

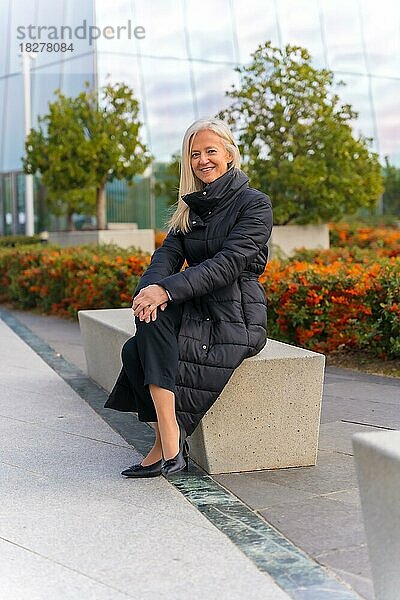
[157,194,272,303]
[132,230,185,299]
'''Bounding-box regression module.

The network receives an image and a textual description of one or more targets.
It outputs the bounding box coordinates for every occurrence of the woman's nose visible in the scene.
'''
[198,154,209,165]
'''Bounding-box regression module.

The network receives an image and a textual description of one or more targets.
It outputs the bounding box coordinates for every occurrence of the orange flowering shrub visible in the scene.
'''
[0,244,150,319]
[1,231,399,359]
[330,223,400,255]
[154,230,167,248]
[261,257,400,358]
[292,246,399,263]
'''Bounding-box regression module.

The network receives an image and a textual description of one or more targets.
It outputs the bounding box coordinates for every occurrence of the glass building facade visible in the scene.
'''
[1,0,399,234]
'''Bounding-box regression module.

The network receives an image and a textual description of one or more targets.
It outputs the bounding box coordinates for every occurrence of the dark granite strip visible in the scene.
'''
[0,306,362,599]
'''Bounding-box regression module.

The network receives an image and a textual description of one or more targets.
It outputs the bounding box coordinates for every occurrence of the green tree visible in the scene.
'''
[23,82,152,230]
[154,152,181,207]
[382,156,400,216]
[218,41,383,225]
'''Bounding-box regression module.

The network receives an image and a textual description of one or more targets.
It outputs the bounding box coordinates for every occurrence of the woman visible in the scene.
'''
[104,118,273,478]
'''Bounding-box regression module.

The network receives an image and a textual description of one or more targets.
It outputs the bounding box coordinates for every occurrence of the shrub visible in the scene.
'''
[261,257,400,358]
[0,244,150,318]
[1,239,399,360]
[0,234,43,247]
[329,222,400,251]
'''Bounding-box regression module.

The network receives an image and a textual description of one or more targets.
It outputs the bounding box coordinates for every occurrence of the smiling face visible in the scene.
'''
[190,129,234,184]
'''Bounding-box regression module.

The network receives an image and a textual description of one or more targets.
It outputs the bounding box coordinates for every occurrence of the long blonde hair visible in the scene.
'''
[165,118,241,234]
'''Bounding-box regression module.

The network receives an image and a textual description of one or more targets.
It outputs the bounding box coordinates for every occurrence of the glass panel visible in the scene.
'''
[97,52,141,94]
[140,56,195,160]
[233,0,280,63]
[8,0,37,74]
[321,0,366,74]
[131,0,187,59]
[184,0,236,62]
[0,0,10,76]
[0,79,5,171]
[361,2,400,78]
[372,78,400,162]
[2,74,25,172]
[61,52,95,90]
[31,73,61,124]
[278,0,325,67]
[192,61,241,118]
[333,74,375,145]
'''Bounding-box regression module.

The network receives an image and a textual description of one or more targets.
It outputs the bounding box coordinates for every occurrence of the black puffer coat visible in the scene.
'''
[107,167,272,436]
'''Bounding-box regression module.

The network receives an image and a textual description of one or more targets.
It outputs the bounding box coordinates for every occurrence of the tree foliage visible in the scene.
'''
[218,42,384,225]
[23,82,152,229]
[382,156,400,216]
[154,152,181,207]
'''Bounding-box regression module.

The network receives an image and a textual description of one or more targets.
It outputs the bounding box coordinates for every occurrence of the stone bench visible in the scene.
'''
[352,431,400,600]
[78,308,325,474]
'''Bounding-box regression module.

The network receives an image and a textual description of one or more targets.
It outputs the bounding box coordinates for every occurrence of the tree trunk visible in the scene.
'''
[96,185,107,230]
[67,211,75,231]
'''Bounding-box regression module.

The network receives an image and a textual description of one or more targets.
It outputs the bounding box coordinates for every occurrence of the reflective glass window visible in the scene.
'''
[191,61,241,118]
[278,0,325,68]
[0,1,10,76]
[322,0,366,73]
[140,57,195,159]
[372,77,400,160]
[183,0,236,63]
[332,74,375,144]
[108,0,188,60]
[234,0,280,63]
[361,1,400,78]
[3,74,25,172]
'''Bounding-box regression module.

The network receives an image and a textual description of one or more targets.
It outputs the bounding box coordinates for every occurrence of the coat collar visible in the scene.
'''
[182,167,249,219]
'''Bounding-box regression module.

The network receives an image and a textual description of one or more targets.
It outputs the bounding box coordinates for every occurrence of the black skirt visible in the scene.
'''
[104,302,183,422]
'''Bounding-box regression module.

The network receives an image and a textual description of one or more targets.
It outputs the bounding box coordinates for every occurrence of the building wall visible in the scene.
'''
[1,0,399,234]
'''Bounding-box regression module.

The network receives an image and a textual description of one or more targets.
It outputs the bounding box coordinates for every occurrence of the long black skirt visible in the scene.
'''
[104,302,183,423]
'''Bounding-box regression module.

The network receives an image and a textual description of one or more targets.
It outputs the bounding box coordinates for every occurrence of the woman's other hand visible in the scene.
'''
[132,285,169,323]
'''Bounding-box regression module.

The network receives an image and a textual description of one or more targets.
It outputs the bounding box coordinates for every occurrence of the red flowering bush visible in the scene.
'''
[330,223,400,256]
[261,257,400,358]
[1,225,399,360]
[0,244,149,319]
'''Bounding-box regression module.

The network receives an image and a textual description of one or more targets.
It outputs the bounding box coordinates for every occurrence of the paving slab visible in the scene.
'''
[0,316,291,600]
[321,396,400,429]
[3,306,385,599]
[4,308,87,372]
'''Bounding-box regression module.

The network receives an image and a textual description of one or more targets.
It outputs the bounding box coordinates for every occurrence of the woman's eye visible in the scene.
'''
[208,149,216,153]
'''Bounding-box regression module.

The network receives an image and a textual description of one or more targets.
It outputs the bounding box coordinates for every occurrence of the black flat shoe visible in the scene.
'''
[121,459,162,478]
[162,423,189,476]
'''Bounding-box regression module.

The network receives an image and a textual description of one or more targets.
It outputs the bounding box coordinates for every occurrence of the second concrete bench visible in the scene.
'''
[78,307,325,474]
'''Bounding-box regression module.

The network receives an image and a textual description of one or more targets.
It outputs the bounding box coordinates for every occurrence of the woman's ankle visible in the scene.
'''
[141,442,162,466]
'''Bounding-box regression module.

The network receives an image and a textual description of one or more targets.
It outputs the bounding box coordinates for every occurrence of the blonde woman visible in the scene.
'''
[105,118,273,477]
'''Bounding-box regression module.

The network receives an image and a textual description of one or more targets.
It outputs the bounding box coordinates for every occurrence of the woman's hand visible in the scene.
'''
[132,284,169,323]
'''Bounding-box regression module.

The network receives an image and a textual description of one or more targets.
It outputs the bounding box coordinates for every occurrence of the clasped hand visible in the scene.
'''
[132,284,169,323]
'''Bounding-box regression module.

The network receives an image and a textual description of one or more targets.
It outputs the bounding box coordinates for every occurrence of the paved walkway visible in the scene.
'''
[0,314,290,600]
[3,306,399,599]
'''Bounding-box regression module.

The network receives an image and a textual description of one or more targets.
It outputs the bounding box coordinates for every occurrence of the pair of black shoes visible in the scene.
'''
[121,424,189,478]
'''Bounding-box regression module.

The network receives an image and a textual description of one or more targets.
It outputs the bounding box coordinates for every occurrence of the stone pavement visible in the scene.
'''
[3,306,399,599]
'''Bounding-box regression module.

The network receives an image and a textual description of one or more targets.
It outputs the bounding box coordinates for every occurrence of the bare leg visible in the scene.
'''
[148,384,179,461]
[140,422,162,466]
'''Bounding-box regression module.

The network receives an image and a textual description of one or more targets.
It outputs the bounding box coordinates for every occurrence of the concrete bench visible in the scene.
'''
[78,308,325,474]
[352,431,400,600]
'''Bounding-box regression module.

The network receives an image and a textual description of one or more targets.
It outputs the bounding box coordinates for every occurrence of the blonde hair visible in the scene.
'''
[165,118,241,234]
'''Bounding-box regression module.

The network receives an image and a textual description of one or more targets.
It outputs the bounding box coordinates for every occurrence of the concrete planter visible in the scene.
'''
[48,228,155,254]
[270,223,330,258]
[352,431,400,600]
